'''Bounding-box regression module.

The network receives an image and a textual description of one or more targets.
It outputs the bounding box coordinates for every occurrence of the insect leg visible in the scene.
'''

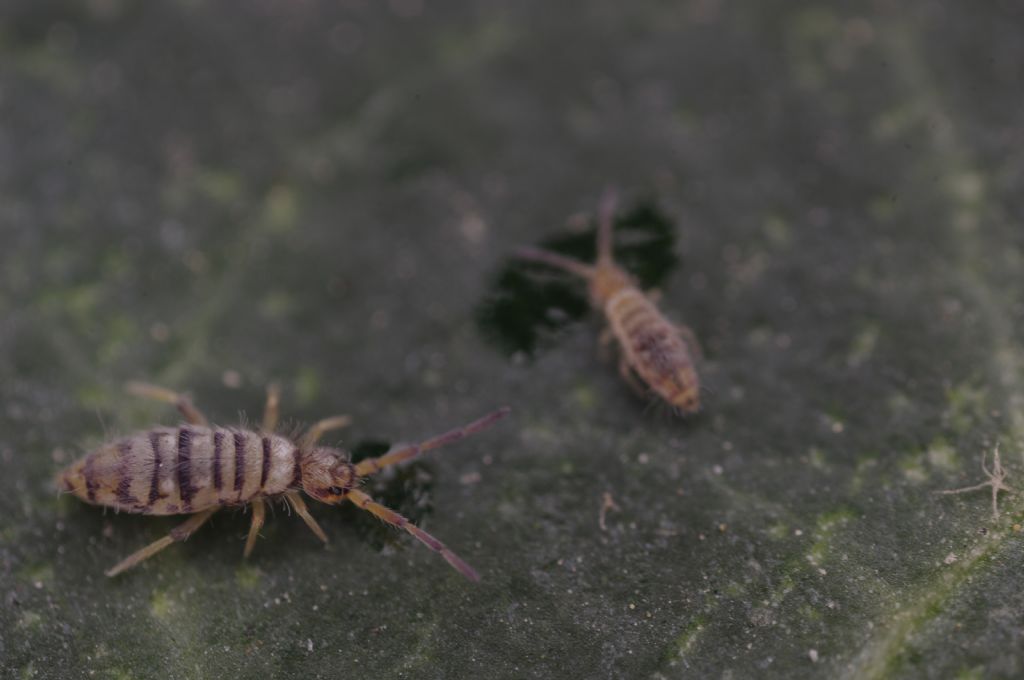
[596,186,619,265]
[243,498,266,558]
[346,489,479,581]
[515,247,595,280]
[285,490,328,543]
[617,356,647,397]
[298,415,353,450]
[125,382,209,426]
[675,324,704,361]
[105,508,217,577]
[261,383,281,432]
[353,407,510,477]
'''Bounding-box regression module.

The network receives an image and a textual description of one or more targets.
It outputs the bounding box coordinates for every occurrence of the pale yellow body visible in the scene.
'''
[60,427,298,515]
[603,288,699,413]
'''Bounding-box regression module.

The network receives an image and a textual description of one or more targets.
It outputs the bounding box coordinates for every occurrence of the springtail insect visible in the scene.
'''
[516,190,701,413]
[57,382,510,580]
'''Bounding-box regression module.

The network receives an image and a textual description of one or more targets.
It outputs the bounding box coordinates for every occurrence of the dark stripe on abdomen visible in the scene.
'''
[291,445,302,488]
[213,431,224,491]
[260,437,271,490]
[620,305,660,336]
[615,301,649,331]
[147,432,163,505]
[177,428,195,510]
[233,432,246,493]
[116,439,137,505]
[83,454,98,503]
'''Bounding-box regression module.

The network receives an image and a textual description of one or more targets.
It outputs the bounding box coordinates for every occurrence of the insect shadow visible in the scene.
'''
[476,199,678,357]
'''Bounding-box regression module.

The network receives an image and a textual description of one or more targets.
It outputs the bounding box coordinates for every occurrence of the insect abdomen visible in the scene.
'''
[605,288,701,412]
[59,427,300,515]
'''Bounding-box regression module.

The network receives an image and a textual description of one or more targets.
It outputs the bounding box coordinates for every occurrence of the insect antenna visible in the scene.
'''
[354,407,511,477]
[515,247,595,280]
[347,488,480,581]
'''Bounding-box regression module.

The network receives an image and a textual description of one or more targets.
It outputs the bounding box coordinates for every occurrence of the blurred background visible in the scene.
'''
[2,1,1024,678]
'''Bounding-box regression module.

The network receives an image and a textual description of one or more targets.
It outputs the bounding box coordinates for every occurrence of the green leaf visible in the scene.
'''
[2,2,1022,678]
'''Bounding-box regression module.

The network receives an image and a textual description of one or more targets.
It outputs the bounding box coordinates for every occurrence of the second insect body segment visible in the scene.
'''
[516,190,702,413]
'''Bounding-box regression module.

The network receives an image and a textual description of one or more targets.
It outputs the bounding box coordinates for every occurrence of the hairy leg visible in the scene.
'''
[243,498,266,558]
[262,383,281,432]
[299,415,352,451]
[125,382,209,426]
[286,491,327,543]
[676,324,704,361]
[105,508,217,577]
[617,356,647,397]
